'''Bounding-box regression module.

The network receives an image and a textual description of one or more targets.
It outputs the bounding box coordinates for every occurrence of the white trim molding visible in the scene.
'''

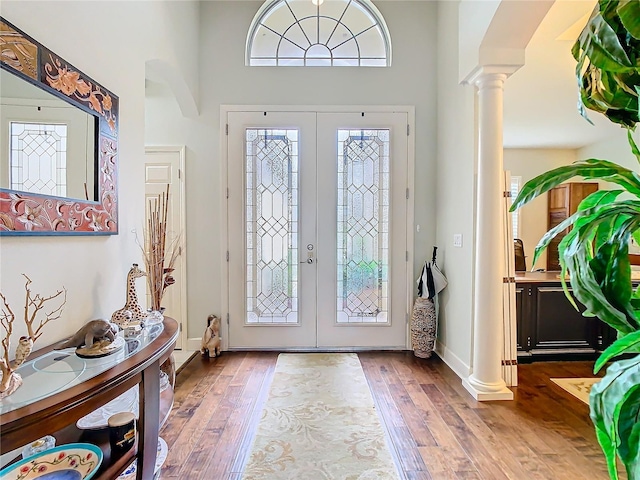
[435,340,472,379]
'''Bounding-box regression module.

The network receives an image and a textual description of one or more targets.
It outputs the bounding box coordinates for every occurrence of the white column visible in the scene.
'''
[462,71,514,401]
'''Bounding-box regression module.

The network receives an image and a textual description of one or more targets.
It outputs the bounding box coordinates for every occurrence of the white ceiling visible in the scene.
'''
[503,0,623,149]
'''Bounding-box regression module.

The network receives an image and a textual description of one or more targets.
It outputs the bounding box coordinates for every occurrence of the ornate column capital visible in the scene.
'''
[462,64,520,86]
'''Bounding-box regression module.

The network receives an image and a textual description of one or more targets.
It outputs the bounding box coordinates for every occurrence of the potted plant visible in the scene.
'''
[511,2,639,478]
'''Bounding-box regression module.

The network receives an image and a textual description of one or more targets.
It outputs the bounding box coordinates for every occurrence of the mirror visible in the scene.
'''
[1,69,97,201]
[0,17,119,235]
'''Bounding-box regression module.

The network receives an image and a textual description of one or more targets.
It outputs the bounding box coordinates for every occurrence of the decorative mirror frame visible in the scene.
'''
[0,17,118,235]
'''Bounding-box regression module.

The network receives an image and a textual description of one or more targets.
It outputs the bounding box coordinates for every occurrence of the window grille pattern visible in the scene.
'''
[246,129,299,324]
[247,0,391,66]
[337,129,389,323]
[10,122,67,197]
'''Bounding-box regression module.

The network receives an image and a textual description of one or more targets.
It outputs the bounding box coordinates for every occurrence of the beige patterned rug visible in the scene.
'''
[551,377,600,405]
[241,353,401,480]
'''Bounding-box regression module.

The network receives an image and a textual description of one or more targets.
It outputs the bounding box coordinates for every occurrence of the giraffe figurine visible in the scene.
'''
[111,263,147,328]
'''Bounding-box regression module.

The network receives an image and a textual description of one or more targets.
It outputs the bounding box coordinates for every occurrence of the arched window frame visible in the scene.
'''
[245,0,392,67]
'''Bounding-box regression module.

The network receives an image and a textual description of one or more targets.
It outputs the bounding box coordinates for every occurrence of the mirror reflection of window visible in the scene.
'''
[10,122,68,197]
[1,69,97,201]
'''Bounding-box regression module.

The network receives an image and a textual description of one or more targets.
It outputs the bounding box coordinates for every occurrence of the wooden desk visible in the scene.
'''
[0,317,178,480]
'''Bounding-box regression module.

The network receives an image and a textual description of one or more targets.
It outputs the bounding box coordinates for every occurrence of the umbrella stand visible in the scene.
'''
[410,247,447,358]
[410,295,437,358]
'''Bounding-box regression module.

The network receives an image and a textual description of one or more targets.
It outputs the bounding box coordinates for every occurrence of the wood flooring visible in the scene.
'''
[159,352,613,479]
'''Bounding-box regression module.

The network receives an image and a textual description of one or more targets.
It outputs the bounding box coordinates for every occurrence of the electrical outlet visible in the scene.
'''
[453,233,463,248]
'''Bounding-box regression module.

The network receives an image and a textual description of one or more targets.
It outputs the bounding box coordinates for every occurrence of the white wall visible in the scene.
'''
[0,1,199,358]
[435,0,476,375]
[504,148,578,270]
[145,1,439,343]
[144,81,213,343]
[578,127,640,170]
[504,129,640,274]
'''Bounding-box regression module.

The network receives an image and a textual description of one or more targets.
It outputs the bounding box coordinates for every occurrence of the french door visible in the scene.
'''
[227,110,409,349]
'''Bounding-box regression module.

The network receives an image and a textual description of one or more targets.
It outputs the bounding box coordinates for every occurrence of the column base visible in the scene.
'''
[462,375,514,401]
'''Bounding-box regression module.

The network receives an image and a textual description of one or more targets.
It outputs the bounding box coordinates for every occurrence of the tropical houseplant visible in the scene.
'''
[511,2,639,478]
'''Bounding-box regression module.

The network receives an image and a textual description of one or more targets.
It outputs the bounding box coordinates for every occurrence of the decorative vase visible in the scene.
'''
[145,307,165,326]
[410,297,437,358]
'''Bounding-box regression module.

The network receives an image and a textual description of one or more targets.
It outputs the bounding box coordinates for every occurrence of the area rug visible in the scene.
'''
[241,353,400,480]
[551,378,600,405]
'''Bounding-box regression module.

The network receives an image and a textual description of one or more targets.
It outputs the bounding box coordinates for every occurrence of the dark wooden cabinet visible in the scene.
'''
[515,285,527,351]
[515,272,615,359]
[547,182,598,271]
[532,285,593,351]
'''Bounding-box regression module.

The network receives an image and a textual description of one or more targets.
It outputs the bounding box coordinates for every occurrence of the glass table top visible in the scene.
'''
[0,323,164,415]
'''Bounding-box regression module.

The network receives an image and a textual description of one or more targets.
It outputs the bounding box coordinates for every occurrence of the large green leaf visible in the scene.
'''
[595,331,640,373]
[617,0,640,40]
[591,218,636,310]
[590,238,632,318]
[580,71,640,127]
[630,129,640,165]
[617,388,640,479]
[637,85,640,124]
[510,160,640,212]
[531,191,623,266]
[562,231,634,333]
[574,13,633,73]
[572,2,640,128]
[577,206,640,314]
[590,356,640,479]
[555,202,640,333]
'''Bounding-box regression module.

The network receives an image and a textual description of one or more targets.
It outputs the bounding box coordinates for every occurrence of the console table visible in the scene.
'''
[0,316,178,480]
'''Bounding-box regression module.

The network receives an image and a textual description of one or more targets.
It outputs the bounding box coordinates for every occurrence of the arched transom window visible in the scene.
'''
[246,0,392,67]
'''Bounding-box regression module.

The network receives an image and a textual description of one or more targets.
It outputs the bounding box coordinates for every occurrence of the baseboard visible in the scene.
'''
[435,340,472,379]
[187,337,202,352]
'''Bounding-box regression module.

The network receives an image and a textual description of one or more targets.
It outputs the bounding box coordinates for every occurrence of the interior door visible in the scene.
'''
[227,110,408,349]
[144,146,187,350]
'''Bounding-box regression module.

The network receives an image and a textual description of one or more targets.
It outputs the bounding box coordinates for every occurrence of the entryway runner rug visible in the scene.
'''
[241,353,401,480]
[550,378,600,405]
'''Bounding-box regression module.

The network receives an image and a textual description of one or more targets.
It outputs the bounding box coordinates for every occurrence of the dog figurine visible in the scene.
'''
[200,314,221,358]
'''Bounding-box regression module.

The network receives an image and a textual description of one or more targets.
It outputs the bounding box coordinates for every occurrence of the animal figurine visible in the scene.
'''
[11,336,33,368]
[58,319,117,349]
[200,314,221,358]
[111,264,147,328]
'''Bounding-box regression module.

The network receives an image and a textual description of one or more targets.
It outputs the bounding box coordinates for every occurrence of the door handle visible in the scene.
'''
[300,258,314,264]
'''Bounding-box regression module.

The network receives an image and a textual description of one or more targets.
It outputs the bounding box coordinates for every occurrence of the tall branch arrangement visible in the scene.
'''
[22,274,67,341]
[0,275,66,395]
[141,185,181,311]
[0,292,15,394]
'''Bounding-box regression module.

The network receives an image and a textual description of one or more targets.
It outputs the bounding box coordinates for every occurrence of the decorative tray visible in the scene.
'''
[0,443,102,479]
